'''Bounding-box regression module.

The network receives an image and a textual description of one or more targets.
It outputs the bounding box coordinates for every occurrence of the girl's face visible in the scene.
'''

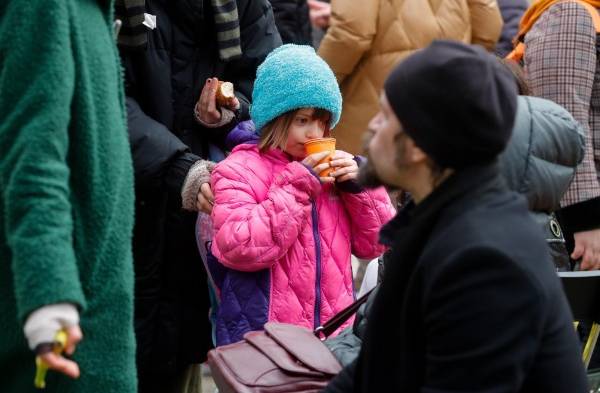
[284,108,328,158]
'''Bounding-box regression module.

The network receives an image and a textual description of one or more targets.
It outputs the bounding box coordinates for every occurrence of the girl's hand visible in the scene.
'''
[330,150,358,182]
[302,151,335,183]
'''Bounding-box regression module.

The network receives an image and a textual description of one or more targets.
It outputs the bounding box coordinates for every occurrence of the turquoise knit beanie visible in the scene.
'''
[250,44,342,133]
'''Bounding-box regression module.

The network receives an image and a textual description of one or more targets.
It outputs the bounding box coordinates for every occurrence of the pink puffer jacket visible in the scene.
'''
[210,143,394,344]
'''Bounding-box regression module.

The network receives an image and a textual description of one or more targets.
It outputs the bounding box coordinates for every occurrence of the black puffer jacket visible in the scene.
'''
[270,0,312,45]
[326,95,585,366]
[120,0,281,386]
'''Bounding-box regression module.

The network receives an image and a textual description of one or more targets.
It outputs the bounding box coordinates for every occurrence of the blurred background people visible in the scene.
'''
[317,0,503,155]
[271,0,313,45]
[496,0,529,57]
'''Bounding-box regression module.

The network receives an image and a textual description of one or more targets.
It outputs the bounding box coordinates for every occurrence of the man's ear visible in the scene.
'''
[405,137,428,165]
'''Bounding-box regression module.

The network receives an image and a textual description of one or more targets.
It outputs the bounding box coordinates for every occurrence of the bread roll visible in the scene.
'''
[216,81,235,107]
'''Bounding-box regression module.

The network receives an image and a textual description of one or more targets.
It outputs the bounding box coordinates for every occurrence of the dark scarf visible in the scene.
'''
[114,0,242,60]
[354,163,504,392]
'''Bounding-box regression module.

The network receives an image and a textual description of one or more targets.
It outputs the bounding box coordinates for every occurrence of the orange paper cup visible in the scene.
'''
[304,138,336,177]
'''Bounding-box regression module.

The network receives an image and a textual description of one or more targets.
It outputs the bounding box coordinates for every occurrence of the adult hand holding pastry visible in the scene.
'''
[195,77,240,126]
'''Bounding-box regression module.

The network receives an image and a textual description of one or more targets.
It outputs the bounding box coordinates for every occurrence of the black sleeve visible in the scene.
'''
[422,248,544,392]
[557,196,600,235]
[224,0,282,120]
[270,0,312,45]
[127,96,200,195]
[321,358,358,393]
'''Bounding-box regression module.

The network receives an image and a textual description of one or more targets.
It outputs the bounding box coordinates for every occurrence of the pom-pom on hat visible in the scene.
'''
[250,44,342,133]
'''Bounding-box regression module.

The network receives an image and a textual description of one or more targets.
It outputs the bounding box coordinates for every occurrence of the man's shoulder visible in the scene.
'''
[423,192,553,278]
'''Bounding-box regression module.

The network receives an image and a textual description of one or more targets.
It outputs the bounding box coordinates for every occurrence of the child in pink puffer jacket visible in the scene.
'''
[209,44,395,345]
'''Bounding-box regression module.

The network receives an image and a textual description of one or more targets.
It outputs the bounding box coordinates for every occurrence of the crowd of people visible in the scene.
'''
[1,0,600,392]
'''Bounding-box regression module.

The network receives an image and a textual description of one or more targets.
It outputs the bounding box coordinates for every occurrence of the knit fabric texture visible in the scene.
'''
[212,0,243,60]
[250,44,342,132]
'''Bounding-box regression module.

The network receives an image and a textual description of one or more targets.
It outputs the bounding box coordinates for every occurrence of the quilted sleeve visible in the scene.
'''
[211,160,321,271]
[467,0,503,51]
[340,187,395,259]
[317,0,380,84]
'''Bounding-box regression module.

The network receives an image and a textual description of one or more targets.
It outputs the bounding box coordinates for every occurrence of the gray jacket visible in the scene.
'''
[326,95,585,366]
[501,96,584,213]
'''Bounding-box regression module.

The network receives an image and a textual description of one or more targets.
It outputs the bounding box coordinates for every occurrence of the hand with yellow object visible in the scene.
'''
[23,303,83,388]
[34,329,67,388]
[33,325,83,388]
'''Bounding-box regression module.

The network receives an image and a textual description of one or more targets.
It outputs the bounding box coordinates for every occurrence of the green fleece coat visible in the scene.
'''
[0,0,136,392]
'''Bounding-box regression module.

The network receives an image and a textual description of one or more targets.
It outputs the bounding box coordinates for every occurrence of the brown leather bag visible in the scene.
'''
[207,290,372,393]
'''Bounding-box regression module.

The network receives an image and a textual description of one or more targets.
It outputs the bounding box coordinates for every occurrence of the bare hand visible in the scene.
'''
[329,150,358,182]
[38,325,82,379]
[308,0,331,29]
[302,151,335,183]
[197,183,215,214]
[572,228,600,270]
[196,77,240,125]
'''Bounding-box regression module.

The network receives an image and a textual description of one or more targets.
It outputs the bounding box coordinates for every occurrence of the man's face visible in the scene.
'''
[359,93,406,189]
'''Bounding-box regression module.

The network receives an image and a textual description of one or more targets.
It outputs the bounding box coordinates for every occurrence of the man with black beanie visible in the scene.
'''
[324,40,588,392]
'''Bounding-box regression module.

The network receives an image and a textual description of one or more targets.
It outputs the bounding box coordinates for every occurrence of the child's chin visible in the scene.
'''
[288,150,306,160]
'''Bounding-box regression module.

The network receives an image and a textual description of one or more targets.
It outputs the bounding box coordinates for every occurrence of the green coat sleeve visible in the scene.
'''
[0,0,86,322]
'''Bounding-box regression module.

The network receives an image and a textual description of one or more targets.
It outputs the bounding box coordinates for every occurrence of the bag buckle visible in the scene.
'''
[314,326,326,341]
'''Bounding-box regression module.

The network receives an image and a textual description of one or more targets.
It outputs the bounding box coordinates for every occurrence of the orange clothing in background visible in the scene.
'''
[517,0,600,40]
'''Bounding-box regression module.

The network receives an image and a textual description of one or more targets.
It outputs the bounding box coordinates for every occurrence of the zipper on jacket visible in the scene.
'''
[311,200,322,330]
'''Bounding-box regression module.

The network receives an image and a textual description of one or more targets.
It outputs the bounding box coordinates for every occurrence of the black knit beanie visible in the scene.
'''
[384,40,518,169]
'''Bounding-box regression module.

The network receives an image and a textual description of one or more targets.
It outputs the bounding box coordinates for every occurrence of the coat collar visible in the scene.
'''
[379,162,505,248]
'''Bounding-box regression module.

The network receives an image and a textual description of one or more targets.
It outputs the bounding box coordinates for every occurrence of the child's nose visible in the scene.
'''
[306,121,323,139]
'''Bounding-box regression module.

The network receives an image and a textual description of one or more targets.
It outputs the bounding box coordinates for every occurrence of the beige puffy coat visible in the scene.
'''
[318,0,503,154]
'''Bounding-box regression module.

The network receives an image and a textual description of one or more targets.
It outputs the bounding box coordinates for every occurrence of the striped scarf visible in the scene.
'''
[114,0,147,49]
[212,0,242,60]
[114,0,242,61]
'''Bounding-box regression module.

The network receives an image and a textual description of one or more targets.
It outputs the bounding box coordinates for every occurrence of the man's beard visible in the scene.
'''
[357,155,386,189]
[357,134,398,191]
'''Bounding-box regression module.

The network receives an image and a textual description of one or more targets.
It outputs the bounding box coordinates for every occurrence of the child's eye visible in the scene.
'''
[296,117,308,125]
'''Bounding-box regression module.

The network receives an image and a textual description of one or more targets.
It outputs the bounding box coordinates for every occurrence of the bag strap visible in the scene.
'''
[314,288,374,339]
[507,0,600,63]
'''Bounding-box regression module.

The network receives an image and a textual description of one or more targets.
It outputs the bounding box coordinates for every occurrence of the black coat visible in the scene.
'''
[325,164,588,393]
[120,0,281,384]
[497,0,528,57]
[271,0,312,45]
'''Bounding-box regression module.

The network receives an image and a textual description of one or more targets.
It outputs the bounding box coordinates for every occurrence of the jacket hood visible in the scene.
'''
[499,96,584,212]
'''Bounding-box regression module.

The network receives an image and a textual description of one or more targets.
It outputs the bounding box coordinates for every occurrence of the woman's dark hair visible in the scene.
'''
[498,57,532,96]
